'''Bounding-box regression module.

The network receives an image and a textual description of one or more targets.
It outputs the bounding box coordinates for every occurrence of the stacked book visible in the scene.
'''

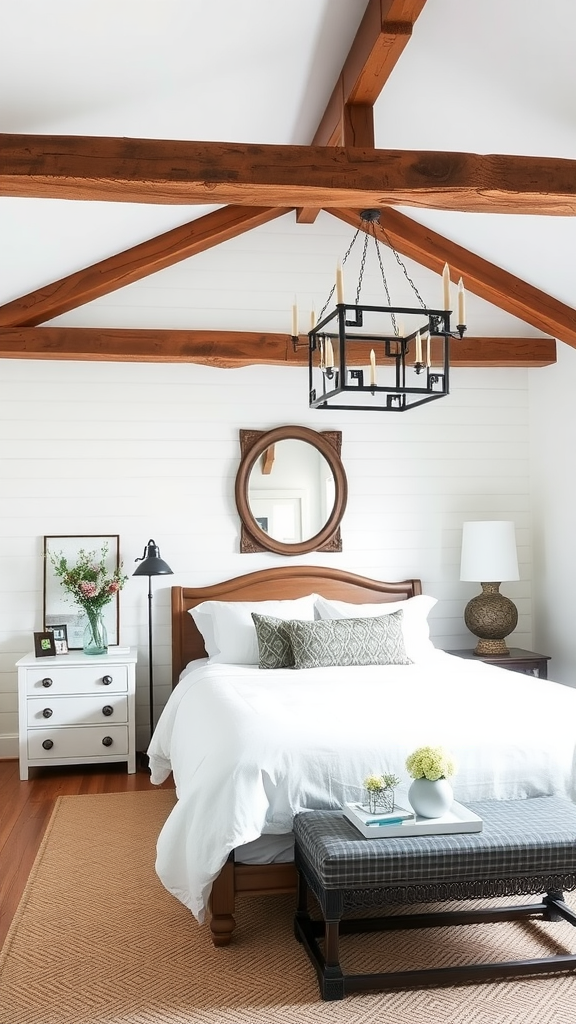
[343,801,483,838]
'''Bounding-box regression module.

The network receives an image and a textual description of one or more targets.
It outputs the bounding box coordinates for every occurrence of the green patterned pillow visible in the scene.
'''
[287,611,411,669]
[251,612,296,669]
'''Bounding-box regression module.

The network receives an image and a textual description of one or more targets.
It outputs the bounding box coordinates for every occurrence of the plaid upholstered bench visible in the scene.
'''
[293,797,576,1000]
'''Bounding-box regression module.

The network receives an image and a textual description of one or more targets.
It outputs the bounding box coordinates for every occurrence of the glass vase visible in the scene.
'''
[366,787,395,814]
[83,608,108,656]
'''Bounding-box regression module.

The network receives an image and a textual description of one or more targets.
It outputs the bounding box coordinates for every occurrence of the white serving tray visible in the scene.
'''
[343,800,483,838]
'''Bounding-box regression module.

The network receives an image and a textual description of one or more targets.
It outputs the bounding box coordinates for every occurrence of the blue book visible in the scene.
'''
[364,815,411,826]
[343,802,415,834]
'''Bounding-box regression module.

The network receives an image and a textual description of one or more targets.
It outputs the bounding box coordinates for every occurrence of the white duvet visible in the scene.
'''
[148,651,576,922]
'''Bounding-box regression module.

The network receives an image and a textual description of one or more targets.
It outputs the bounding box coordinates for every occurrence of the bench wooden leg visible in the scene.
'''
[543,890,573,923]
[322,920,345,1000]
[293,871,345,1000]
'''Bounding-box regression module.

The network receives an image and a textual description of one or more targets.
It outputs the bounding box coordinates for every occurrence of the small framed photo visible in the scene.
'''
[34,632,57,658]
[46,623,69,655]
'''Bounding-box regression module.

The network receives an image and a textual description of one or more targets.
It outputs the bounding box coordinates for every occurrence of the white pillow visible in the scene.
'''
[314,593,437,663]
[189,595,317,664]
[189,607,220,658]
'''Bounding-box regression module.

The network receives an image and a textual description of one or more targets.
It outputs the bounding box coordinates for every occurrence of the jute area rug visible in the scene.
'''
[1,791,575,1024]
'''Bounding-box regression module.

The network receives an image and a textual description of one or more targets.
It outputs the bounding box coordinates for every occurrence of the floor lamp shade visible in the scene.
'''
[460,521,519,657]
[133,540,173,743]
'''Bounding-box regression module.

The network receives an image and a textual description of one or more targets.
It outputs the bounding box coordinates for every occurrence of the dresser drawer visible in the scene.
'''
[24,664,128,696]
[27,724,129,760]
[26,693,128,727]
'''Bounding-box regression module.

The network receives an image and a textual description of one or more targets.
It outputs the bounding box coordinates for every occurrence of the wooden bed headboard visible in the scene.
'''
[171,565,422,685]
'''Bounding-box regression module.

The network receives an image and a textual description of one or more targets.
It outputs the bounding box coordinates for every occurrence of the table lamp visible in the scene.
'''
[460,520,519,656]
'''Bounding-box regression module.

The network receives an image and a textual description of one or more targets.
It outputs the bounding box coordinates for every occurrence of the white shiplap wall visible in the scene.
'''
[0,357,532,755]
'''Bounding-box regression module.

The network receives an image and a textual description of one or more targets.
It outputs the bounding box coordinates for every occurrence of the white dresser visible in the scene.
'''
[17,648,137,780]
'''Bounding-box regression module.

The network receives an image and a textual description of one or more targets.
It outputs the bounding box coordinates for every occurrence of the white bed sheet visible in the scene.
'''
[148,652,576,922]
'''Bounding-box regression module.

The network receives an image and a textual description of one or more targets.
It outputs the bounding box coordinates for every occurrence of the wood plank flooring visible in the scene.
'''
[0,758,175,948]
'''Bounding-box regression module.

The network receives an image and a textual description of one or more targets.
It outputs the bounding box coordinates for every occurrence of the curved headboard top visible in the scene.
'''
[171,565,422,685]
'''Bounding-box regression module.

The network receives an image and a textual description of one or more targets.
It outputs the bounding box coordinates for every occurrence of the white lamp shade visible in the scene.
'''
[460,520,519,582]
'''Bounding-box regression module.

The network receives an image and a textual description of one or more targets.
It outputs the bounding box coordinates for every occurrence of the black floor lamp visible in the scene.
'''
[133,539,173,743]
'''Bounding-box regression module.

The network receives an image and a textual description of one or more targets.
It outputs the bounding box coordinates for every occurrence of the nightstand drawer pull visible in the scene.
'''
[42,678,53,688]
[102,736,113,747]
[42,708,53,718]
[42,739,54,750]
[102,675,113,686]
[102,705,114,717]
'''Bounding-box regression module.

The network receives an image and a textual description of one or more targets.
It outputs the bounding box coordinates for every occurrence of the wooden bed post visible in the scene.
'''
[208,856,236,946]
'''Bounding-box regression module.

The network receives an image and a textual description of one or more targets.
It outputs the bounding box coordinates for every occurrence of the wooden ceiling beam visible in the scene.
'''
[0,327,556,368]
[3,135,576,214]
[0,206,290,328]
[330,207,576,347]
[312,0,427,146]
[302,1,426,220]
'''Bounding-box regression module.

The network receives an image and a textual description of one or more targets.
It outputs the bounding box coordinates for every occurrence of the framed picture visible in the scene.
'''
[46,623,69,655]
[43,535,120,649]
[34,631,56,658]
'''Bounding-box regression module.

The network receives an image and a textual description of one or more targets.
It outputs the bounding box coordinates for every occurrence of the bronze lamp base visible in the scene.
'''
[464,581,518,656]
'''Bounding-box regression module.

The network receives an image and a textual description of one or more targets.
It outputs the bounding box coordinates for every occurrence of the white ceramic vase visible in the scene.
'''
[408,777,454,818]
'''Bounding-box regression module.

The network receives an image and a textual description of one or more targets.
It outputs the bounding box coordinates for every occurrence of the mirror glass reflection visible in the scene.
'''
[247,439,336,543]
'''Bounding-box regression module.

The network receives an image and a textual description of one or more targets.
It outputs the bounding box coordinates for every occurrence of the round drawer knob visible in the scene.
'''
[41,678,53,688]
[42,739,54,750]
[102,705,114,717]
[102,675,113,686]
[102,735,113,747]
[42,708,53,718]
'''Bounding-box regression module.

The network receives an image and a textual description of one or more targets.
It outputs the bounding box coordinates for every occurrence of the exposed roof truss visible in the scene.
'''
[1,0,571,367]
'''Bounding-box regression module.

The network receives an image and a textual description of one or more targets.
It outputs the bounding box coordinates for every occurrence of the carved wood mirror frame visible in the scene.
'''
[235,425,348,555]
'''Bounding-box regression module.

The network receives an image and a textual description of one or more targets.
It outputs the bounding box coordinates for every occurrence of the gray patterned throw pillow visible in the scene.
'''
[251,612,296,669]
[287,611,411,669]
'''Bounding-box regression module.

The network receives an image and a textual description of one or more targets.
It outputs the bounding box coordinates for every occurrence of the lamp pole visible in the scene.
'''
[133,540,173,742]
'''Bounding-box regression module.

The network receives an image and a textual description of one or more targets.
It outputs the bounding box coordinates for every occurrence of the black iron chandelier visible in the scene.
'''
[292,210,466,413]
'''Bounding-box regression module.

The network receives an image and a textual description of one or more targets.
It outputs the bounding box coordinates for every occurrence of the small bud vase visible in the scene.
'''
[408,778,453,818]
[83,609,108,656]
[365,787,395,814]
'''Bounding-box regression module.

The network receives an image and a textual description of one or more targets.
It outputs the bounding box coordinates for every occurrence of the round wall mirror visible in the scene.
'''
[235,426,347,555]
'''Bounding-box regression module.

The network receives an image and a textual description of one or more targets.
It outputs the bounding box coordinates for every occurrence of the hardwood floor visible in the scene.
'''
[0,758,175,948]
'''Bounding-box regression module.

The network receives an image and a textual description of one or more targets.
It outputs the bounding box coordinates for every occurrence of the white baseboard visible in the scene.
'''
[0,733,18,760]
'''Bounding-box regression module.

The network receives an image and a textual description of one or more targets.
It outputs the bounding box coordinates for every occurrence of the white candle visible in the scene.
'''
[369,349,376,386]
[457,277,466,324]
[415,331,422,364]
[442,263,451,310]
[425,332,431,367]
[325,339,335,367]
[396,319,405,337]
[291,301,298,337]
[336,262,344,304]
[310,307,316,330]
[319,338,324,369]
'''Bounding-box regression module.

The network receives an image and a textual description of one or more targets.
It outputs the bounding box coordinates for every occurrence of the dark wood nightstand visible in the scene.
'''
[445,648,550,679]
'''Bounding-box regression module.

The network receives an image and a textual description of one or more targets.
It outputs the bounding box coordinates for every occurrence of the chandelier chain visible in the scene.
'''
[355,234,369,305]
[379,221,426,309]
